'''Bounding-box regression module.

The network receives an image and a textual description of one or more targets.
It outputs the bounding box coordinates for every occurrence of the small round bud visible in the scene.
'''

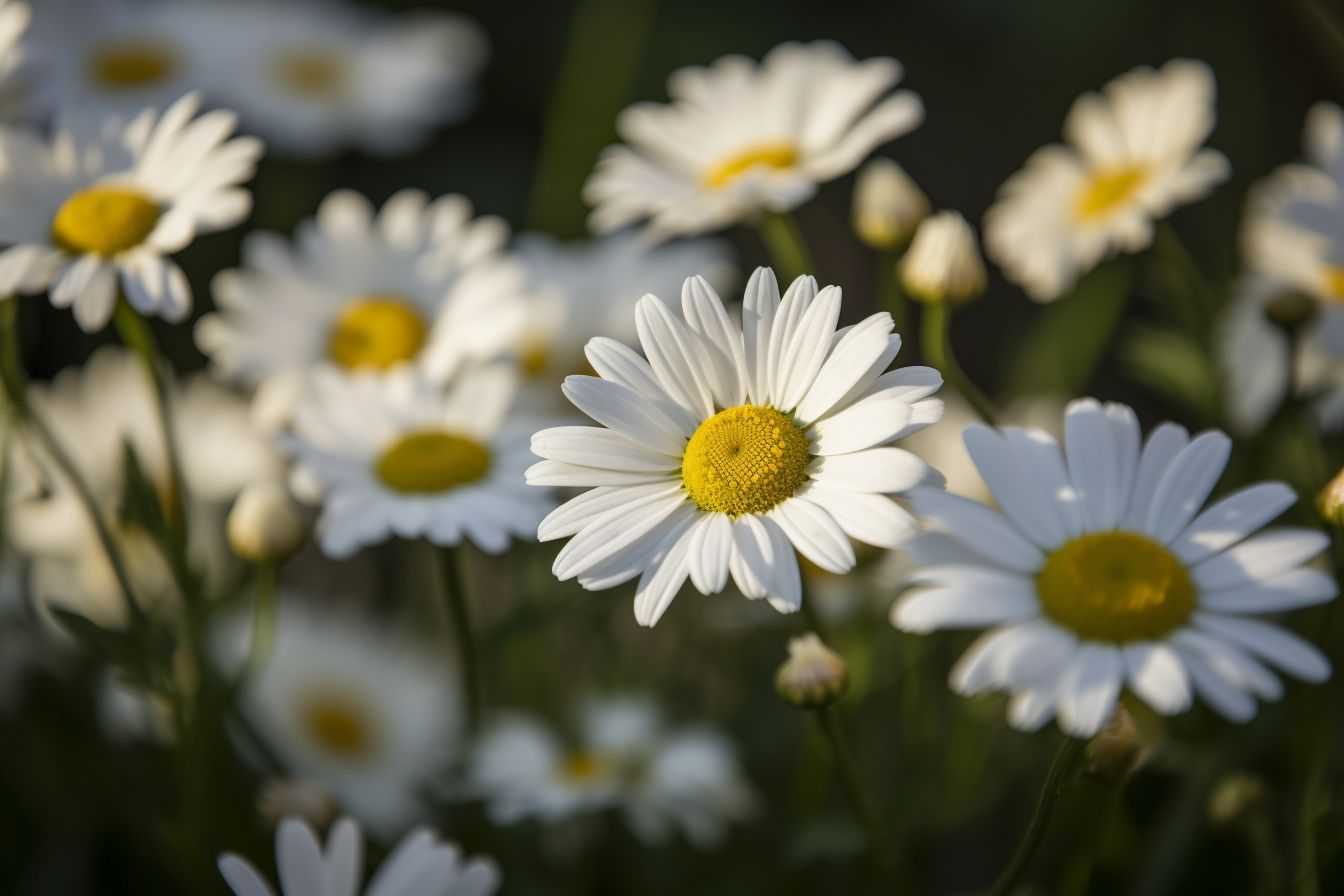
[1208,772,1270,828]
[775,632,849,709]
[853,158,929,250]
[257,777,337,831]
[1083,704,1148,783]
[227,481,307,564]
[900,211,987,305]
[1319,466,1344,528]
[1263,290,1318,334]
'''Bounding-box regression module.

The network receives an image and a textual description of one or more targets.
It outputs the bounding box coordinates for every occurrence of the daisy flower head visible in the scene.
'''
[527,266,944,626]
[984,59,1229,302]
[0,0,27,86]
[0,91,262,330]
[584,41,923,240]
[894,398,1336,737]
[219,815,500,896]
[284,363,552,559]
[197,188,526,427]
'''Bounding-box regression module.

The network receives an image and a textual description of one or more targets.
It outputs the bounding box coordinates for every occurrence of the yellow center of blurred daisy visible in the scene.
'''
[1075,166,1148,221]
[703,143,799,188]
[301,696,374,759]
[51,187,161,256]
[519,337,552,378]
[376,431,492,494]
[87,41,178,87]
[681,405,810,517]
[560,751,607,783]
[1322,266,1344,301]
[328,297,427,370]
[273,48,345,97]
[1037,531,1195,641]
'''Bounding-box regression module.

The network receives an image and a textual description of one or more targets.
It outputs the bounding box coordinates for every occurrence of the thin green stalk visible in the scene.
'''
[921,300,998,426]
[760,212,817,283]
[242,563,278,683]
[439,545,483,732]
[990,735,1085,896]
[815,704,899,887]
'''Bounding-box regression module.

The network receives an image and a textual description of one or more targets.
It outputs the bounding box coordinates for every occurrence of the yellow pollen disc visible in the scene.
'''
[681,405,811,517]
[1074,166,1148,221]
[1323,266,1344,301]
[703,142,799,189]
[87,41,177,87]
[328,297,427,370]
[51,187,161,257]
[1037,531,1195,642]
[273,48,345,97]
[519,338,551,379]
[376,430,492,494]
[560,751,607,783]
[301,695,374,759]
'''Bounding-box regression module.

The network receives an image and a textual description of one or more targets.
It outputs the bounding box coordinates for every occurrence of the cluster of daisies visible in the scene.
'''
[0,2,1335,892]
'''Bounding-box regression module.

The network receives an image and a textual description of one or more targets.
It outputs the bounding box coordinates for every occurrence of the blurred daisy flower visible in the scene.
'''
[984,59,1228,302]
[513,230,736,410]
[197,189,527,429]
[0,0,28,87]
[284,364,552,559]
[894,398,1336,737]
[0,91,261,330]
[467,696,755,847]
[527,267,942,626]
[219,815,499,896]
[216,603,461,839]
[585,41,923,240]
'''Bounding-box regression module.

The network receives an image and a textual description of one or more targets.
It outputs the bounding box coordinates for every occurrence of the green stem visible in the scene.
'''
[990,736,1085,896]
[879,248,909,339]
[760,212,817,283]
[439,545,482,732]
[815,704,899,886]
[921,300,999,426]
[242,564,278,683]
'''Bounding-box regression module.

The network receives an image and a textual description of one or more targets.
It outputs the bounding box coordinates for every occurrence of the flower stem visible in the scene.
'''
[242,563,278,682]
[814,704,899,885]
[760,211,817,283]
[989,735,1085,896]
[921,299,999,426]
[438,545,483,733]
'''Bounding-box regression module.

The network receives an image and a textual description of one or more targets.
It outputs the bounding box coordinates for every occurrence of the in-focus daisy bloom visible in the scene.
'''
[984,59,1229,302]
[527,266,943,625]
[197,189,527,427]
[219,815,500,896]
[894,398,1336,737]
[852,157,928,250]
[284,364,552,559]
[0,91,262,330]
[900,210,987,305]
[584,41,923,240]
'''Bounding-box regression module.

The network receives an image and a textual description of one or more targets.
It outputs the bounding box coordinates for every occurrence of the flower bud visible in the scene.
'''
[1319,466,1344,528]
[257,777,337,831]
[227,481,307,564]
[900,211,987,305]
[1263,290,1318,335]
[775,632,849,709]
[853,158,929,250]
[1083,704,1148,783]
[1208,772,1270,828]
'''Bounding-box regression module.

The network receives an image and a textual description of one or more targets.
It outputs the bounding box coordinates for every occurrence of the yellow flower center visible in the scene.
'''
[1322,266,1344,302]
[703,142,799,189]
[272,47,345,98]
[328,297,427,370]
[376,431,492,494]
[87,41,178,87]
[681,405,811,517]
[1074,166,1148,221]
[519,337,551,379]
[1037,531,1195,642]
[301,694,375,759]
[560,750,608,784]
[51,187,161,256]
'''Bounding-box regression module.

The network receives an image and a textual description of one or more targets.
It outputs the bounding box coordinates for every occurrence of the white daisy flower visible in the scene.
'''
[0,0,28,86]
[528,266,943,626]
[893,398,1336,737]
[200,0,486,157]
[219,815,499,896]
[513,230,736,409]
[584,41,923,240]
[215,603,460,839]
[284,364,552,559]
[984,59,1229,302]
[197,188,527,428]
[0,91,262,330]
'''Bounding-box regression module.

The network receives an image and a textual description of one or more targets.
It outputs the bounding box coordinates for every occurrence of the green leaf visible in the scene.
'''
[1119,323,1219,421]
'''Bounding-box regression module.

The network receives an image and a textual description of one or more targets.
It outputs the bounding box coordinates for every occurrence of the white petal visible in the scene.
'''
[963,425,1071,548]
[1173,629,1282,701]
[1191,528,1330,590]
[1199,568,1338,614]
[1170,482,1297,566]
[553,490,689,580]
[1057,645,1123,737]
[681,275,746,409]
[893,571,1039,633]
[1193,614,1331,683]
[525,459,672,488]
[795,312,895,424]
[538,483,683,541]
[636,293,717,420]
[775,283,841,411]
[741,267,781,405]
[799,484,919,549]
[1123,642,1192,715]
[909,487,1043,573]
[1064,398,1126,531]
[277,820,325,896]
[217,855,277,896]
[1145,430,1232,543]
[561,376,688,455]
[1121,422,1189,529]
[808,390,912,455]
[531,426,680,472]
[1177,643,1257,722]
[633,511,700,626]
[810,446,934,494]
[686,512,732,594]
[768,497,855,574]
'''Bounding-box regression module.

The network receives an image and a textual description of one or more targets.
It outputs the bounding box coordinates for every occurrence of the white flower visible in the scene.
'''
[284,364,552,559]
[900,211,987,304]
[528,267,942,626]
[219,816,499,896]
[197,188,527,428]
[894,398,1336,737]
[585,41,923,240]
[852,157,928,249]
[228,481,308,564]
[199,0,486,157]
[0,0,28,85]
[215,603,460,839]
[984,59,1228,302]
[0,92,261,330]
[467,696,755,846]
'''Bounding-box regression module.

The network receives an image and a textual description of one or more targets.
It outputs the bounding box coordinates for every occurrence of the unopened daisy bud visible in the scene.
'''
[775,632,849,709]
[853,158,929,250]
[1318,466,1344,528]
[1208,772,1269,828]
[257,777,337,831]
[227,481,308,564]
[1263,290,1318,335]
[900,211,987,305]
[1083,704,1147,783]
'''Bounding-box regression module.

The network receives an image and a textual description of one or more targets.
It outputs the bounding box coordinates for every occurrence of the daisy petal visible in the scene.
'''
[1057,645,1123,737]
[1170,482,1296,565]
